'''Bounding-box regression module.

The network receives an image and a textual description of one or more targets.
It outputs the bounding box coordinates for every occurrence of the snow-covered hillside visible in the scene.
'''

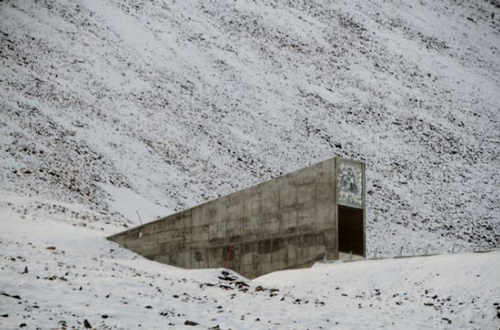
[1,207,499,330]
[2,1,500,329]
[1,0,500,254]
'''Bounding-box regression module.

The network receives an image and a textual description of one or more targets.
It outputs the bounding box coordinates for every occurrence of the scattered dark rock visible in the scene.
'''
[102,315,108,319]
[219,284,233,290]
[255,286,265,292]
[255,318,260,321]
[173,295,179,298]
[424,302,434,306]
[145,305,153,309]
[1,314,8,317]
[46,246,56,250]
[184,320,198,326]
[203,283,216,287]
[83,319,91,329]
[1,293,21,300]
[235,281,249,287]
[442,317,452,324]
[19,323,27,328]
[218,275,237,282]
[21,266,28,274]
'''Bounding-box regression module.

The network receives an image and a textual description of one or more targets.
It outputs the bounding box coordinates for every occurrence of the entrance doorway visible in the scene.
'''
[338,205,364,257]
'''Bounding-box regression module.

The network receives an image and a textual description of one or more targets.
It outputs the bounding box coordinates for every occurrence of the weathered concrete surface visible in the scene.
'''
[108,157,364,278]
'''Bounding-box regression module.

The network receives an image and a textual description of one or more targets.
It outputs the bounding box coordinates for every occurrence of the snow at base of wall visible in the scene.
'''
[1,204,499,330]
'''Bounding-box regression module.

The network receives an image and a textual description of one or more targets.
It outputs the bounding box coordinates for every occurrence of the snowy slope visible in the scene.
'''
[1,206,499,329]
[2,1,500,329]
[1,0,500,255]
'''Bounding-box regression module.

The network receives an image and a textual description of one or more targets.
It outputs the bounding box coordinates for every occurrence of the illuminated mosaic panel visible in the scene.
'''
[337,160,363,209]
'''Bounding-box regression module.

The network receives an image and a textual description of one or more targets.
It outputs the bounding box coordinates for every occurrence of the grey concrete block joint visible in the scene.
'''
[108,157,366,278]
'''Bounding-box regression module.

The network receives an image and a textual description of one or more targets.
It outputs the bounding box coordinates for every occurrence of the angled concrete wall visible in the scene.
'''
[108,157,362,278]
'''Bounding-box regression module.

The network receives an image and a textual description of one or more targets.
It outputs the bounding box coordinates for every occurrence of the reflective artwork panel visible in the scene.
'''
[337,161,363,208]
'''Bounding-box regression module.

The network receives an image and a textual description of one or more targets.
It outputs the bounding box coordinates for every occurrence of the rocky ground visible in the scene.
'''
[1,0,499,256]
[1,1,500,328]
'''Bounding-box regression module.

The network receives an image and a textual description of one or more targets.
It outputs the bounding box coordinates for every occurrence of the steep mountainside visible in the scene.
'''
[1,0,499,255]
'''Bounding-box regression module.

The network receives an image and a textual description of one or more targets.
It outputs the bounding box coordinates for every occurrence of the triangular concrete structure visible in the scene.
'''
[108,157,366,278]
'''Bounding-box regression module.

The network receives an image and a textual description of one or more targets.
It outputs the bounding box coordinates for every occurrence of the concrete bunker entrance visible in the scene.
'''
[336,158,365,260]
[338,205,364,258]
[107,157,367,277]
